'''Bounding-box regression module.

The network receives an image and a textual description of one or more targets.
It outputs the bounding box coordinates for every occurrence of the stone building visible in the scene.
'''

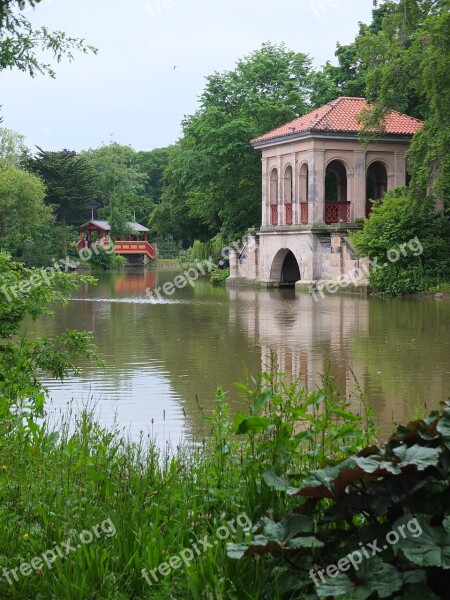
[228,97,422,291]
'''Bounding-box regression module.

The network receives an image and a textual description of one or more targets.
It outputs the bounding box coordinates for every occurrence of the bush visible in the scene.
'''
[351,189,450,295]
[229,400,450,599]
[210,267,230,286]
[88,245,126,270]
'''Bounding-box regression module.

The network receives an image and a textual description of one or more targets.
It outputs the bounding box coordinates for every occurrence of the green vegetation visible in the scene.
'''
[351,190,450,295]
[229,400,450,599]
[0,0,97,80]
[210,268,230,286]
[0,258,376,597]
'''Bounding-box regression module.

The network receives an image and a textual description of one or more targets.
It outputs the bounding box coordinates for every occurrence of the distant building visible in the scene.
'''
[228,97,422,290]
[77,219,155,263]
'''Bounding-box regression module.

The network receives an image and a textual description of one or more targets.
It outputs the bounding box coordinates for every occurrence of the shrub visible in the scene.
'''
[351,189,450,295]
[210,268,230,286]
[229,400,450,599]
[88,245,126,270]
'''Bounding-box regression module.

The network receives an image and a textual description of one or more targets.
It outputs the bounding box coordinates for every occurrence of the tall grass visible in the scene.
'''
[0,371,375,599]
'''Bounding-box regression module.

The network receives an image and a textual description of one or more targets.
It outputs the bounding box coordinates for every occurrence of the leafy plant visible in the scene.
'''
[229,400,450,599]
[210,268,230,286]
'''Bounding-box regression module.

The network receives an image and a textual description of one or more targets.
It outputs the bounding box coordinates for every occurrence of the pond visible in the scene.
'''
[26,269,450,443]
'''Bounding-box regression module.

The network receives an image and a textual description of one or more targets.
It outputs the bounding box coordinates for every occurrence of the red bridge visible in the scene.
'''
[77,220,156,261]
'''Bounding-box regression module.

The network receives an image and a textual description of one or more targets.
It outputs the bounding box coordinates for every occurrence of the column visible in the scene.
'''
[261,158,269,227]
[353,150,366,220]
[394,152,406,188]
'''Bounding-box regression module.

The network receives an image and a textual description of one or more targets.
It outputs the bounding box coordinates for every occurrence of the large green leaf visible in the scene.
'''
[394,515,450,568]
[393,444,442,471]
[294,458,362,499]
[437,409,450,448]
[262,469,299,495]
[316,557,402,599]
[227,514,322,558]
[236,415,271,435]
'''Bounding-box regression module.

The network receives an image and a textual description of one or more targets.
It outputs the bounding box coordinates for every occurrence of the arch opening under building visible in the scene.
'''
[270,248,301,286]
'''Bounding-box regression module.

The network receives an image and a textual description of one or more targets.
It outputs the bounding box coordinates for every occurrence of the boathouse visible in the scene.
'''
[228,97,423,290]
[77,220,156,263]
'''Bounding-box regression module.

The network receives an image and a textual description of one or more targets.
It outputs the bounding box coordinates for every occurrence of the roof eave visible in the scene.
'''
[251,129,417,149]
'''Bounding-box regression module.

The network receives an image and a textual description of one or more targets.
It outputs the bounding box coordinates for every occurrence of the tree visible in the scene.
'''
[0,126,28,168]
[0,166,54,261]
[356,0,449,204]
[0,251,99,413]
[0,0,97,79]
[27,148,96,255]
[310,3,403,108]
[155,42,314,243]
[351,188,450,294]
[82,143,153,238]
[132,147,171,204]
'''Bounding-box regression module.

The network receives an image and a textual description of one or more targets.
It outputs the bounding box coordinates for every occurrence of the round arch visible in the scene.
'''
[284,165,293,203]
[366,160,388,217]
[270,248,301,286]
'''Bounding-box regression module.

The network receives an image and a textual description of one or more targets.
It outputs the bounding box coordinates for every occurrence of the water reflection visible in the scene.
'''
[26,269,450,441]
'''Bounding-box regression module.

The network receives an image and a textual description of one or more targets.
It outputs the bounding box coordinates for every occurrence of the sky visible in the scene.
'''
[1,0,375,153]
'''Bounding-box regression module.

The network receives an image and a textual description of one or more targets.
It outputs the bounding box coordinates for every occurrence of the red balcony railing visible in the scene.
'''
[271,205,278,226]
[285,203,292,226]
[300,203,308,225]
[325,201,351,224]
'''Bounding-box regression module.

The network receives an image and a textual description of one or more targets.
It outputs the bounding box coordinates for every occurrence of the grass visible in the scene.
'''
[0,372,375,599]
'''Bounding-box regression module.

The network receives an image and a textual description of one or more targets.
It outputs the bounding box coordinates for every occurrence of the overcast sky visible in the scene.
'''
[1,0,374,152]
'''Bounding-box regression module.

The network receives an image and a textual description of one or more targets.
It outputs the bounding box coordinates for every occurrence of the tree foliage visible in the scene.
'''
[0,252,100,412]
[155,43,315,243]
[0,0,97,79]
[357,0,450,203]
[0,126,28,168]
[351,188,450,294]
[26,148,96,255]
[0,166,54,259]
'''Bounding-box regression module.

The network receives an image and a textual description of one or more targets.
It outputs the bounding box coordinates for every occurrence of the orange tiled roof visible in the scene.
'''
[251,97,423,144]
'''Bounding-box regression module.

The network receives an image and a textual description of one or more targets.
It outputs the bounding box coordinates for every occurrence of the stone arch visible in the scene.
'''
[283,165,293,203]
[325,159,350,223]
[299,162,309,202]
[366,160,388,216]
[270,248,301,286]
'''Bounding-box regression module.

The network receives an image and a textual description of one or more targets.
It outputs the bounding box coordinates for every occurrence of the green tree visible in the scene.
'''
[0,126,28,168]
[132,147,170,204]
[357,0,449,204]
[155,42,314,243]
[0,0,97,79]
[27,148,96,256]
[0,251,99,413]
[82,143,149,231]
[351,188,450,294]
[0,166,54,261]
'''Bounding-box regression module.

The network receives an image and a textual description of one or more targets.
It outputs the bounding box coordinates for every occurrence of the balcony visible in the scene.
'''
[324,202,351,224]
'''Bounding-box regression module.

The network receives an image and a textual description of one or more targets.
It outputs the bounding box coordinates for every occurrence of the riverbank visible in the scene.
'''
[3,372,450,598]
[0,372,374,599]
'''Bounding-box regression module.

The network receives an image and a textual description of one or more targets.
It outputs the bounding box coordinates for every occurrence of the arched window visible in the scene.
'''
[325,160,350,223]
[270,168,278,226]
[284,166,293,225]
[366,161,388,217]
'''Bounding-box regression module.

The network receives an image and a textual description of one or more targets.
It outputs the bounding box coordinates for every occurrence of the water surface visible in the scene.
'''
[26,269,450,442]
